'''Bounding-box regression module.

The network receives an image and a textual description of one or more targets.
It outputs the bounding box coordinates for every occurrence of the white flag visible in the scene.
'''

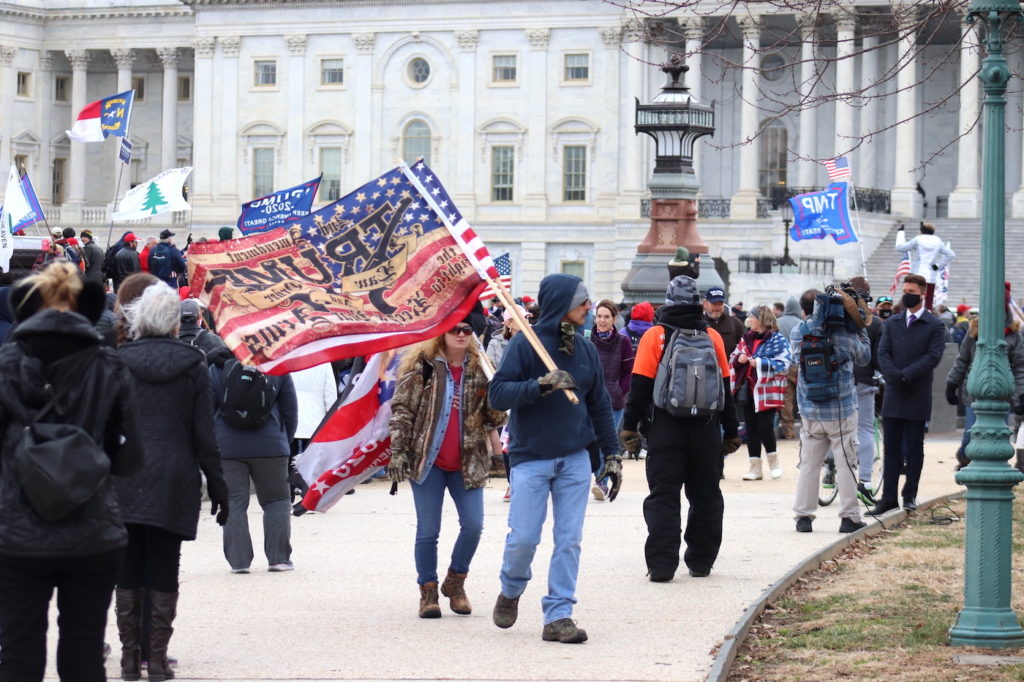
[0,164,28,272]
[112,167,192,221]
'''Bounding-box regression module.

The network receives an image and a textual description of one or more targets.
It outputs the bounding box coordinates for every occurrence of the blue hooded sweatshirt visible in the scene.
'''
[489,273,619,468]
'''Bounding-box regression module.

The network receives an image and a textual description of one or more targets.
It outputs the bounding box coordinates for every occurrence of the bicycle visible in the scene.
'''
[818,407,884,507]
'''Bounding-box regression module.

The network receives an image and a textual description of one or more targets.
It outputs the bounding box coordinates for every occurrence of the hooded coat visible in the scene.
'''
[946,318,1024,407]
[489,274,618,468]
[0,310,143,557]
[116,337,228,540]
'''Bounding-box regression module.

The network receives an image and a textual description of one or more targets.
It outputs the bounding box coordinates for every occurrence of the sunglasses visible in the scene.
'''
[447,325,474,336]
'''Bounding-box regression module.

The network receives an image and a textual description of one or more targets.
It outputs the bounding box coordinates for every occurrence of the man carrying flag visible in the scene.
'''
[67,89,134,143]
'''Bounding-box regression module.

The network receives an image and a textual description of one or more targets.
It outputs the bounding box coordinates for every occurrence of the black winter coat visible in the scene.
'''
[117,337,227,540]
[0,310,143,558]
[878,309,947,421]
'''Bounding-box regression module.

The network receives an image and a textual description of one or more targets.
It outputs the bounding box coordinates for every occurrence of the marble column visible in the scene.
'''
[796,17,819,187]
[35,51,53,203]
[110,48,134,98]
[284,35,306,183]
[730,16,762,219]
[833,15,857,162]
[0,46,15,178]
[216,36,240,203]
[682,17,704,188]
[157,47,179,170]
[190,38,215,211]
[858,32,880,189]
[619,19,646,205]
[889,24,921,218]
[65,49,90,211]
[951,24,981,218]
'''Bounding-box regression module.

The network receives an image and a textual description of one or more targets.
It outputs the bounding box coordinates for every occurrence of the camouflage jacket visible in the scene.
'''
[388,352,507,489]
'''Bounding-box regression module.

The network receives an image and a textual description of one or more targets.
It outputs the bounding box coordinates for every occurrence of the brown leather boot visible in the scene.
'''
[147,591,178,681]
[440,569,472,615]
[419,581,441,619]
[115,588,143,681]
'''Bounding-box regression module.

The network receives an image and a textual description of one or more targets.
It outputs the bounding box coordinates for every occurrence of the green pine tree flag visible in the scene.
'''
[141,182,168,215]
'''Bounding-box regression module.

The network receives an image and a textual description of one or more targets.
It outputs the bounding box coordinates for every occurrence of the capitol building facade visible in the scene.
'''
[0,1,1003,304]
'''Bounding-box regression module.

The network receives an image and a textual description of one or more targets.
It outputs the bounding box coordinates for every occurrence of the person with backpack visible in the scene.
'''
[177,298,229,359]
[210,351,298,573]
[0,262,144,680]
[621,275,739,582]
[103,231,133,283]
[621,300,654,352]
[56,227,85,273]
[148,230,187,289]
[791,288,871,533]
[731,306,792,481]
[114,282,230,681]
[80,230,106,284]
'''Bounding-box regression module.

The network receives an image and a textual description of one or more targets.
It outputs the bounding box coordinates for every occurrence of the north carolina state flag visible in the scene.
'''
[67,89,134,143]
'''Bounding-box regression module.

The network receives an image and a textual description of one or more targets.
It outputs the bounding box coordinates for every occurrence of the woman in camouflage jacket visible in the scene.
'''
[388,320,507,619]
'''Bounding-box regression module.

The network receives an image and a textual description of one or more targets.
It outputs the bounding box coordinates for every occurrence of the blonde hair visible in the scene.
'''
[14,261,82,313]
[752,305,779,332]
[122,283,181,340]
[398,332,482,376]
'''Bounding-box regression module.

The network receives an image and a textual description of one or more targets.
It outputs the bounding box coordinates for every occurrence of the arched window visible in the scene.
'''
[402,120,432,165]
[758,119,788,197]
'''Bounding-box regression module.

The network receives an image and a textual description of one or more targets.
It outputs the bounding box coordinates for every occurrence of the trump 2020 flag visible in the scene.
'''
[67,89,134,143]
[237,175,321,236]
[0,164,45,236]
[296,352,399,512]
[186,164,488,374]
[112,167,192,221]
[788,182,858,245]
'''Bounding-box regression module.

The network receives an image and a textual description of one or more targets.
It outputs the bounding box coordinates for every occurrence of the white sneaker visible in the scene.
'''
[268,563,294,572]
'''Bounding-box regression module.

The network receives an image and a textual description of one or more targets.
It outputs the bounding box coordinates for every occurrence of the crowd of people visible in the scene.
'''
[0,221,1017,679]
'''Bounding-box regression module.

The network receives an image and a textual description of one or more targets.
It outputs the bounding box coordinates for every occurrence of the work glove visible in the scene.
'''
[206,478,230,526]
[721,436,742,455]
[387,455,410,483]
[595,455,623,502]
[945,383,960,406]
[932,263,940,271]
[1016,395,1024,416]
[538,369,577,396]
[620,430,642,458]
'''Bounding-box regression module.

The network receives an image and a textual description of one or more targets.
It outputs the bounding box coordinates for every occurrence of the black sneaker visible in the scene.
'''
[902,498,918,511]
[839,517,867,533]
[796,516,813,533]
[542,618,588,643]
[648,569,674,583]
[492,593,519,629]
[688,567,711,578]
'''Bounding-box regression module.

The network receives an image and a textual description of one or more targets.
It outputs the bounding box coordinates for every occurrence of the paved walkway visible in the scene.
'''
[46,435,967,681]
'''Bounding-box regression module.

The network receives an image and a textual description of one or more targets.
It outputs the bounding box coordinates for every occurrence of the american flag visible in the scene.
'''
[478,253,512,302]
[890,254,911,296]
[824,156,852,182]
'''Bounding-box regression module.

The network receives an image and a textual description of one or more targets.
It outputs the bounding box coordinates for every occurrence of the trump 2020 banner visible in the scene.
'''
[788,182,859,245]
[187,165,487,374]
[237,175,322,236]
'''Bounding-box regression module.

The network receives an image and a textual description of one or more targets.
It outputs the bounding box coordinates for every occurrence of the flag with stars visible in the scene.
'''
[296,352,399,512]
[478,253,512,302]
[187,165,487,374]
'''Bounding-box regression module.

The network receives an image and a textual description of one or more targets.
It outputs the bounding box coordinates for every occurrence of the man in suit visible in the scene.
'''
[870,273,947,514]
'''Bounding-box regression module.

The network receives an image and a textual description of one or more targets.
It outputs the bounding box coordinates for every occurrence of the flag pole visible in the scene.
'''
[399,161,579,405]
[105,142,126,250]
[848,182,867,277]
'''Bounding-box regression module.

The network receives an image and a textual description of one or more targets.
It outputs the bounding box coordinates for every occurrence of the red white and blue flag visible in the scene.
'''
[890,254,911,296]
[478,252,512,302]
[824,156,852,182]
[296,353,399,512]
[67,89,134,143]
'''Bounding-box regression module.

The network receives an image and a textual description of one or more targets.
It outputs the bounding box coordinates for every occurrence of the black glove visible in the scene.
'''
[387,454,410,483]
[595,455,622,502]
[538,369,577,395]
[945,383,959,406]
[1016,395,1024,416]
[932,263,940,271]
[721,436,742,455]
[206,478,230,526]
[620,430,642,457]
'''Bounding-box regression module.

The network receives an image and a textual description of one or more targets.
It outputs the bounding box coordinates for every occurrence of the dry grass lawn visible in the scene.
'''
[729,499,1024,681]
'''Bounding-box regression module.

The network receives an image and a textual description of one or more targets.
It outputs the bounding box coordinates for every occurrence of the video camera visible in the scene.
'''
[815,283,873,332]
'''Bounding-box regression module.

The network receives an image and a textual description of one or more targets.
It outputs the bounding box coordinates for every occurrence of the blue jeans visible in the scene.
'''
[500,449,590,624]
[856,384,877,483]
[410,466,483,585]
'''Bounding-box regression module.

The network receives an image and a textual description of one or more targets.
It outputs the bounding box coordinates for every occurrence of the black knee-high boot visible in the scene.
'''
[115,588,143,681]
[147,591,179,681]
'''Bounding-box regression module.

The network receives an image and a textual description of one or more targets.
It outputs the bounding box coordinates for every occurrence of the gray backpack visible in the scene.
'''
[653,325,724,418]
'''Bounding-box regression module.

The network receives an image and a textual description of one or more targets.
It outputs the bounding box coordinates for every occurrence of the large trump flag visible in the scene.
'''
[187,163,491,374]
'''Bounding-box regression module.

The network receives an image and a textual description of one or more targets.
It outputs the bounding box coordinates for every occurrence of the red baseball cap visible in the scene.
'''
[123,232,138,242]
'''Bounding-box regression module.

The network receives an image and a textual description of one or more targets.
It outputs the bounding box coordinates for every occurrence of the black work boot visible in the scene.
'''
[115,588,143,681]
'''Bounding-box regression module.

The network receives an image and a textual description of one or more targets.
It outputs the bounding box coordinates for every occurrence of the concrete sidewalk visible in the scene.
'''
[49,435,966,681]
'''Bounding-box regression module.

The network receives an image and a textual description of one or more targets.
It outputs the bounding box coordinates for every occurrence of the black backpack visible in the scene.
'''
[149,243,172,280]
[798,322,839,404]
[102,242,123,279]
[219,359,278,430]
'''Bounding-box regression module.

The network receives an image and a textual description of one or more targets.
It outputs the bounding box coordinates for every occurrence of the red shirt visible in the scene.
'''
[434,364,463,472]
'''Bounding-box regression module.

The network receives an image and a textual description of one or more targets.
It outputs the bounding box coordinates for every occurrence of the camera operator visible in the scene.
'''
[848,277,882,491]
[791,286,871,533]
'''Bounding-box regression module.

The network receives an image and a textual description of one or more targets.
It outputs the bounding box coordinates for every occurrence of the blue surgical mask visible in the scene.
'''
[582,308,595,334]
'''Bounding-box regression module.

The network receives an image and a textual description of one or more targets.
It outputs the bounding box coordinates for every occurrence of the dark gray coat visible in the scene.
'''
[946,320,1024,407]
[0,310,143,558]
[878,309,947,421]
[116,337,227,540]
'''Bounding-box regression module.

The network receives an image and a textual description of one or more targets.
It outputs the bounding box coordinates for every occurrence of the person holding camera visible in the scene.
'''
[791,287,872,533]
[895,222,955,311]
[870,274,947,514]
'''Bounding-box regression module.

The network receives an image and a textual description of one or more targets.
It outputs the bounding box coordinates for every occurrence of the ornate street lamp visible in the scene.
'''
[777,199,797,268]
[949,0,1024,649]
[622,55,721,303]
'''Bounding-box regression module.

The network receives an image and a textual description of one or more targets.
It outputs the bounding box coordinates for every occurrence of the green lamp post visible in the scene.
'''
[949,0,1024,648]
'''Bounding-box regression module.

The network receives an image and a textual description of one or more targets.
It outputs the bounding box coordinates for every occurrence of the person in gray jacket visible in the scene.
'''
[210,350,298,573]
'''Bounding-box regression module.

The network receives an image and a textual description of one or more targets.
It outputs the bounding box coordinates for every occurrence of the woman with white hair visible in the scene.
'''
[114,283,229,681]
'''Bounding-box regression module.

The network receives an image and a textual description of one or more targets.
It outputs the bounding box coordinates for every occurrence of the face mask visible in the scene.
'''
[902,293,922,310]
[582,308,594,333]
[877,309,893,319]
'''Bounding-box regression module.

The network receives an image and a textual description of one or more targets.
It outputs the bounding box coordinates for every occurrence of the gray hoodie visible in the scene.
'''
[777,296,803,341]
